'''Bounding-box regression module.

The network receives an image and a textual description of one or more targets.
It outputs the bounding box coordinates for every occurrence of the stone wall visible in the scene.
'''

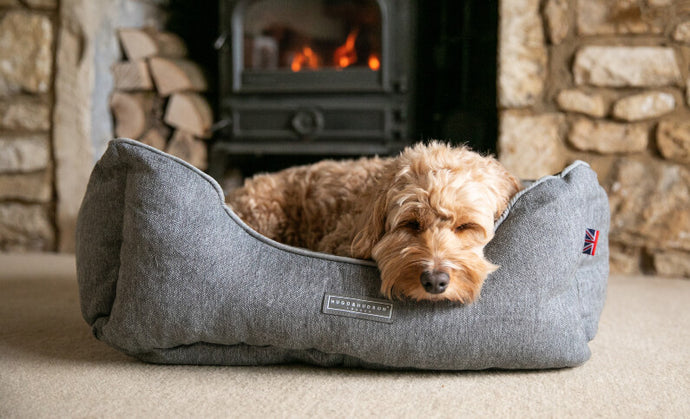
[498,0,690,277]
[0,0,165,253]
[0,1,57,251]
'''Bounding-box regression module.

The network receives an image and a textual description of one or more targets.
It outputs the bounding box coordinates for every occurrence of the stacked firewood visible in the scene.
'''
[110,27,211,170]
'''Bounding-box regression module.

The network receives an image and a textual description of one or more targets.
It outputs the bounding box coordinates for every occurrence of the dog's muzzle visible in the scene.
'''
[420,270,449,294]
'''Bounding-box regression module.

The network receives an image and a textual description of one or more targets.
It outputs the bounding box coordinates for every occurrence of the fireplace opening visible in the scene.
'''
[416,0,499,155]
[228,0,390,94]
[243,0,381,73]
[207,0,415,181]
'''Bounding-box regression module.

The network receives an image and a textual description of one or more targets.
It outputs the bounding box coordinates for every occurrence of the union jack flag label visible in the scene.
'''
[583,228,600,256]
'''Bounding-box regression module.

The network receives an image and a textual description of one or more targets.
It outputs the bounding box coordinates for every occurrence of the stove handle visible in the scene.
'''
[291,108,324,137]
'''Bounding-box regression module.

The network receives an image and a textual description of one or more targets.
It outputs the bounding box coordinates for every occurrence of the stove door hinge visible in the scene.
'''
[211,118,232,133]
[214,32,229,50]
[393,76,408,93]
[394,107,408,122]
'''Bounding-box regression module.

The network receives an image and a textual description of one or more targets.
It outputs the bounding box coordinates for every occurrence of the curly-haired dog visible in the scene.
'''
[226,142,521,303]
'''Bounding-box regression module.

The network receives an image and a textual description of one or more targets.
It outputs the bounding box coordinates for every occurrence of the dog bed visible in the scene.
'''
[76,139,609,370]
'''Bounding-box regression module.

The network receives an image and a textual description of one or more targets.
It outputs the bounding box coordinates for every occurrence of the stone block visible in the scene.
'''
[577,0,664,35]
[612,91,676,121]
[672,21,690,43]
[653,249,690,278]
[24,0,58,9]
[0,11,53,93]
[498,111,566,180]
[609,241,641,275]
[573,46,682,87]
[569,118,647,154]
[569,153,618,184]
[607,158,690,252]
[544,0,569,44]
[0,134,50,173]
[498,0,547,107]
[0,96,51,131]
[0,77,18,98]
[556,89,607,117]
[0,170,52,202]
[657,119,690,164]
[0,203,54,251]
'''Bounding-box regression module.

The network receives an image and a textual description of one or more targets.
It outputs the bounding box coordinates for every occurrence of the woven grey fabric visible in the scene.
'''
[76,139,609,370]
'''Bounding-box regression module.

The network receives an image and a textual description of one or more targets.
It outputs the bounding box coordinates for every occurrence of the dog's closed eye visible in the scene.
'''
[455,223,478,233]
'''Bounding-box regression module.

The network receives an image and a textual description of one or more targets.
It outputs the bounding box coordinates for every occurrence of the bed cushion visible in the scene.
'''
[76,138,609,370]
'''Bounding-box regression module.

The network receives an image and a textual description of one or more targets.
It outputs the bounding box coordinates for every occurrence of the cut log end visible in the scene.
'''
[166,130,208,170]
[118,27,188,61]
[149,57,207,96]
[112,61,154,91]
[164,93,213,138]
[110,92,156,139]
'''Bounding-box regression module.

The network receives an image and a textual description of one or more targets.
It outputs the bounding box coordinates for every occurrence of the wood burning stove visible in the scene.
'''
[210,0,415,177]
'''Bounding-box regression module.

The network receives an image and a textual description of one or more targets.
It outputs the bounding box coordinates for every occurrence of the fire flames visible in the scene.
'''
[290,46,320,72]
[290,28,380,72]
[333,28,359,68]
[368,54,380,71]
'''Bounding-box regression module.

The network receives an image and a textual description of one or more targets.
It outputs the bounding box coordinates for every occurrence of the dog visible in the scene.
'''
[226,141,521,303]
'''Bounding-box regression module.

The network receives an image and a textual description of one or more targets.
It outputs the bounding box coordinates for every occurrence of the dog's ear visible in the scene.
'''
[350,184,390,260]
[486,159,522,220]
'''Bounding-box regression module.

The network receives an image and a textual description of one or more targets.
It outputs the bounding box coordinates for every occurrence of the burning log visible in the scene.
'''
[291,47,320,72]
[288,27,381,72]
[333,28,359,68]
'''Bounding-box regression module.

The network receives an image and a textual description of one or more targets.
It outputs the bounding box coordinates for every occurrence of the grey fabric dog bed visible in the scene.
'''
[76,139,609,370]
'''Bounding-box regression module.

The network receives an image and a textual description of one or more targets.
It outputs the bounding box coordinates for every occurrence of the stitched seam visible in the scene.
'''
[111,138,378,268]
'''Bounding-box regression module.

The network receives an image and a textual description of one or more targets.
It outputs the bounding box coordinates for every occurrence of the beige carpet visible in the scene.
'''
[1,253,688,418]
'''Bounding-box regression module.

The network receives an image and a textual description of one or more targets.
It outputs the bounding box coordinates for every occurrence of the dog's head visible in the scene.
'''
[353,142,521,303]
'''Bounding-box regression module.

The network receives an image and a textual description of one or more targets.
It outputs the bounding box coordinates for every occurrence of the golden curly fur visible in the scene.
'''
[226,142,521,303]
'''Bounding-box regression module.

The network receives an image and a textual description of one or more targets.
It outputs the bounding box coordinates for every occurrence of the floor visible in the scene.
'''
[1,253,688,417]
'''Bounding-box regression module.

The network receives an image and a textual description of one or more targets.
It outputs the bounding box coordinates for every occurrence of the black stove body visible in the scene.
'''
[211,0,416,176]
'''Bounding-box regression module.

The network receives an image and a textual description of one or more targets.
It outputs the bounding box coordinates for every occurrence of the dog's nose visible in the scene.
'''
[420,270,449,294]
